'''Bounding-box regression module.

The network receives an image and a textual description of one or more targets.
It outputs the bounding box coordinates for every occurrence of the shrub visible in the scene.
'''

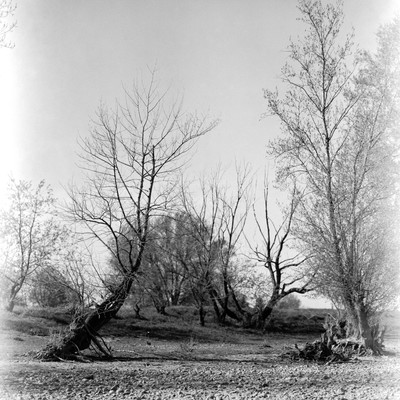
[276,294,301,310]
[29,267,78,308]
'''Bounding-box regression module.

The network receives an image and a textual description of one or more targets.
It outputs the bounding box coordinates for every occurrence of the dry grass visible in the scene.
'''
[1,306,399,399]
[2,305,399,343]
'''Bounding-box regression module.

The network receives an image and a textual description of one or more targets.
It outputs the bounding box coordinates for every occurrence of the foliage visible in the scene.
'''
[264,0,399,351]
[276,293,301,310]
[29,266,75,308]
[140,213,194,312]
[0,178,66,311]
[110,166,253,326]
[107,212,195,313]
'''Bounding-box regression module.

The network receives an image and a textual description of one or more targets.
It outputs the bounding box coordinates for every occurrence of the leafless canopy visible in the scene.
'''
[66,71,217,278]
[248,186,312,320]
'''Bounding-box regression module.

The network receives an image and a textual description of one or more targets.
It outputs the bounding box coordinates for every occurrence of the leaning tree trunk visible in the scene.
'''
[209,289,222,322]
[6,299,15,313]
[257,296,280,330]
[208,287,241,325]
[6,283,21,312]
[36,276,134,360]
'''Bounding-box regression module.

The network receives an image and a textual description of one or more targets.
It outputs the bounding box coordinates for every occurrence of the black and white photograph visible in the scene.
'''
[0,1,399,398]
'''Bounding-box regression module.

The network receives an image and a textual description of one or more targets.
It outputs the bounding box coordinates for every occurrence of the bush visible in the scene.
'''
[276,294,301,310]
[29,267,78,308]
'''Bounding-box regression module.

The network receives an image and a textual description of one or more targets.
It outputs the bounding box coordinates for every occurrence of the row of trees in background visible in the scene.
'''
[0,169,306,329]
[109,170,309,328]
[1,0,399,358]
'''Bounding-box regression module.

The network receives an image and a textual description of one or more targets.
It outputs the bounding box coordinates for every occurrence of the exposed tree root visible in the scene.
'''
[34,277,133,361]
[34,322,113,361]
[281,315,386,363]
[281,337,361,363]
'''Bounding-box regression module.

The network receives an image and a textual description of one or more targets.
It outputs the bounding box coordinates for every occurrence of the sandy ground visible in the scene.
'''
[0,331,399,399]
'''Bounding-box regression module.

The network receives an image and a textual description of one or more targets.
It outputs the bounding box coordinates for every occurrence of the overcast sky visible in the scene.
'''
[1,0,399,197]
[1,0,399,307]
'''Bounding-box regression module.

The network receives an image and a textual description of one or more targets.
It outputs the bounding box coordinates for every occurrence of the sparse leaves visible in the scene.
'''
[0,178,66,311]
[265,0,400,351]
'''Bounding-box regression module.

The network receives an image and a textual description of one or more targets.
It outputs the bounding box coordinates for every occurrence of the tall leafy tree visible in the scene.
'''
[265,0,399,352]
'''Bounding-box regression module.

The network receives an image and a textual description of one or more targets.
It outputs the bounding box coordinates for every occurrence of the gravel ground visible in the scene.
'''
[0,333,399,399]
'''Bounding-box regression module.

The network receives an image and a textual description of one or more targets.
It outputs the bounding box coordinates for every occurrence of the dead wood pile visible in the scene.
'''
[281,315,383,363]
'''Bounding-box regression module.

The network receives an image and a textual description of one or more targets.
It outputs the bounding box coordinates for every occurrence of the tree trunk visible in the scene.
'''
[134,303,142,319]
[209,289,222,322]
[199,304,206,327]
[229,285,257,327]
[258,297,280,330]
[260,305,274,322]
[5,299,15,312]
[36,277,133,360]
[342,300,383,355]
[209,286,242,324]
[170,292,180,306]
[6,283,20,312]
[154,302,167,315]
[354,303,377,352]
[241,311,256,328]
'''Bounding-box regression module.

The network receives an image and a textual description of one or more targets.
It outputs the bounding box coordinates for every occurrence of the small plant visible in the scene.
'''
[280,314,384,363]
[179,336,197,356]
[48,327,67,346]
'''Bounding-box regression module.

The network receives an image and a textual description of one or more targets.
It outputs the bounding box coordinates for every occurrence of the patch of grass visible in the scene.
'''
[17,306,72,325]
[118,305,214,325]
[5,305,397,346]
[1,310,60,336]
[102,309,245,343]
[2,305,330,339]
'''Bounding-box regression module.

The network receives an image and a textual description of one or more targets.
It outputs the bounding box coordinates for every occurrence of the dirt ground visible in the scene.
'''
[0,329,399,400]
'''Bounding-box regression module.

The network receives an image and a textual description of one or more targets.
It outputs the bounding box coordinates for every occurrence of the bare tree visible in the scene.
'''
[264,0,399,351]
[0,179,65,312]
[215,166,252,323]
[38,71,217,359]
[178,179,223,326]
[248,187,311,328]
[60,247,99,309]
[48,244,100,311]
[179,166,252,325]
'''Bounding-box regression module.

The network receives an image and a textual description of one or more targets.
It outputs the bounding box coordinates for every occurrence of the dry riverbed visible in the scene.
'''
[0,331,399,400]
